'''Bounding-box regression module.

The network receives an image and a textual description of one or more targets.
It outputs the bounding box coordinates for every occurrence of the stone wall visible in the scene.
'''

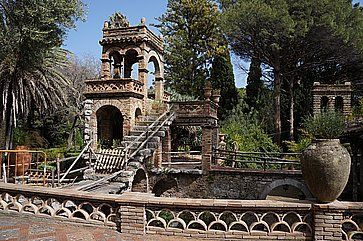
[1,183,362,241]
[148,169,309,200]
[85,97,144,148]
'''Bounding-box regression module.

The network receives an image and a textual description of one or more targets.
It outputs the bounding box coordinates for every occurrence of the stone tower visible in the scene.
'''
[312,82,352,116]
[83,14,167,149]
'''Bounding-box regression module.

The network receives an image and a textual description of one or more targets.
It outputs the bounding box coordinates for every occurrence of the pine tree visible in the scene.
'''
[209,49,238,120]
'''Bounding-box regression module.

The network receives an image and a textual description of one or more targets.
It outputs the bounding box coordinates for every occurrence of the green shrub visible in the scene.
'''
[221,112,280,152]
[303,111,345,139]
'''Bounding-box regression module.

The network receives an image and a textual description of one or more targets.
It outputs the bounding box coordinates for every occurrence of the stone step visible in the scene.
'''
[132,125,168,132]
[129,130,166,137]
[121,141,159,149]
[123,135,160,142]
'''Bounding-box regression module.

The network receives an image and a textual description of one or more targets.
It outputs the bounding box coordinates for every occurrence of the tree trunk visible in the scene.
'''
[273,66,281,145]
[4,91,14,150]
[288,79,294,141]
[67,115,79,149]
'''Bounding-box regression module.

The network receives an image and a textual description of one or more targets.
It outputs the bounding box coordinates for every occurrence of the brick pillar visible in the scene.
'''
[119,205,145,235]
[84,99,95,149]
[101,58,111,79]
[154,143,162,168]
[154,77,164,101]
[313,203,343,241]
[162,129,171,165]
[202,127,213,174]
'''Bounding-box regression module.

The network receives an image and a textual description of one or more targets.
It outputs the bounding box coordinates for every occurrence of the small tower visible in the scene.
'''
[312,82,352,116]
[83,14,167,149]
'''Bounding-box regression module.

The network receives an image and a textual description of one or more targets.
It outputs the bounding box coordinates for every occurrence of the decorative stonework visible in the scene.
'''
[146,208,313,235]
[84,14,167,148]
[0,192,118,227]
[342,210,363,240]
[84,79,144,98]
[312,82,352,116]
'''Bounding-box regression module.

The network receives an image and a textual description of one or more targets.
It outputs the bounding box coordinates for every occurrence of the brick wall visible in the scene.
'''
[149,170,306,200]
[0,183,362,240]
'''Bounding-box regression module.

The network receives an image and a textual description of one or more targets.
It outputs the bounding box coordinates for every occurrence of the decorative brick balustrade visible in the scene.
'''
[84,78,144,98]
[0,183,362,240]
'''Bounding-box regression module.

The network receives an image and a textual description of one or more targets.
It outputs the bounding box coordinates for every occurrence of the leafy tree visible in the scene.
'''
[157,0,222,98]
[209,48,238,120]
[221,90,280,152]
[219,0,363,144]
[0,0,85,149]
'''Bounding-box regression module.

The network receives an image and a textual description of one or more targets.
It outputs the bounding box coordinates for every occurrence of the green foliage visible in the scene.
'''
[221,103,280,152]
[157,0,224,98]
[284,130,312,153]
[38,162,56,172]
[13,127,48,148]
[303,111,345,139]
[0,0,85,148]
[209,49,239,120]
[219,0,363,143]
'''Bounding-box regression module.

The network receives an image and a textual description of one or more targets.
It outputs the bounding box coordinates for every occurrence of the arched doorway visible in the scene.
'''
[96,105,123,148]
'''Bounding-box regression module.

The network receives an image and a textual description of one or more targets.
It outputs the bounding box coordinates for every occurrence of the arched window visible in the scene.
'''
[109,51,122,79]
[335,96,344,113]
[320,96,329,112]
[124,49,139,79]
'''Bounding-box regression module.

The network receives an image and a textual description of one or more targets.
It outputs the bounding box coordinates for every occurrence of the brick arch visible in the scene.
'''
[120,45,142,56]
[96,105,124,148]
[131,168,148,193]
[259,179,312,200]
[152,177,178,197]
[146,51,163,78]
[104,46,122,56]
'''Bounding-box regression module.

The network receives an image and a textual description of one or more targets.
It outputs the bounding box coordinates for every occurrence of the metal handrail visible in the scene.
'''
[0,150,48,186]
[77,106,175,191]
[212,148,301,171]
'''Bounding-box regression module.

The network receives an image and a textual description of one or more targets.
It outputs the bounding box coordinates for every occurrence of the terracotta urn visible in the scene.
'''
[11,146,32,176]
[301,139,351,203]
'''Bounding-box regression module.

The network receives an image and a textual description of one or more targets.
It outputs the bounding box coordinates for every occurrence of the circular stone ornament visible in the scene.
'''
[301,139,351,203]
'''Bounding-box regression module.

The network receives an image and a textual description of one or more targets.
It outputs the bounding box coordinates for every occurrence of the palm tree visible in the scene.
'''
[0,0,84,149]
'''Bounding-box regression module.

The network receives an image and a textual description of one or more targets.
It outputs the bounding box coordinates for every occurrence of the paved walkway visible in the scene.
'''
[0,212,203,241]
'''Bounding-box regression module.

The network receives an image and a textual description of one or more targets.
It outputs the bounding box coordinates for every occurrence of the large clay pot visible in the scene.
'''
[12,146,32,176]
[301,139,351,203]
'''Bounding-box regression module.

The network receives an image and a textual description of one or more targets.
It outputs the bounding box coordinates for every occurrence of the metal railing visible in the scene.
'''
[212,149,301,171]
[77,106,176,191]
[0,150,48,186]
[161,151,202,168]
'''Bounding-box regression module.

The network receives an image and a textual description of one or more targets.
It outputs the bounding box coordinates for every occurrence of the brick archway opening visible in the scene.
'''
[259,179,312,200]
[131,169,148,193]
[152,177,178,197]
[96,105,123,148]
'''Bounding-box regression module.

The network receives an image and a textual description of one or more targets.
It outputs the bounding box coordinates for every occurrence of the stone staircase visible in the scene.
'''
[78,109,175,193]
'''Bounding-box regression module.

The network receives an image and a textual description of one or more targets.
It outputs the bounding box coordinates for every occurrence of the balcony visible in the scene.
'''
[84,78,144,99]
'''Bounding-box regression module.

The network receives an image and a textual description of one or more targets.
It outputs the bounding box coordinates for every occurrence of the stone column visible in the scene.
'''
[84,99,94,148]
[154,143,162,168]
[202,126,214,175]
[154,77,164,101]
[313,203,344,241]
[162,129,171,166]
[101,54,112,79]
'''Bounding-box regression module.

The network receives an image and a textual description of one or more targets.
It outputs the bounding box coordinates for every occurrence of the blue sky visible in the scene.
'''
[64,0,363,88]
